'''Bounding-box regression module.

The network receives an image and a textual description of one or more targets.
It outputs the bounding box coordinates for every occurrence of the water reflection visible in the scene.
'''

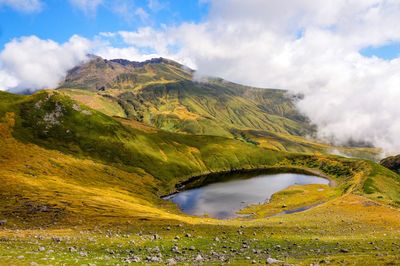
[165,173,329,219]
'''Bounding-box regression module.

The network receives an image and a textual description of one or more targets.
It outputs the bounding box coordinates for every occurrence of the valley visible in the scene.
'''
[0,57,399,265]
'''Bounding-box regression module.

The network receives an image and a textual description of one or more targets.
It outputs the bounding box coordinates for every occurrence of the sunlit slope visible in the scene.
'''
[0,90,399,227]
[0,90,286,188]
[58,57,379,158]
[58,57,312,136]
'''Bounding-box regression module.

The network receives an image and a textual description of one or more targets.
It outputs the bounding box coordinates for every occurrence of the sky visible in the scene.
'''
[1,0,400,154]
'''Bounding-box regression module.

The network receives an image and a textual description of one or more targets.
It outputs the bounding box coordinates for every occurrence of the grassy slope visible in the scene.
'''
[1,90,400,265]
[59,57,379,159]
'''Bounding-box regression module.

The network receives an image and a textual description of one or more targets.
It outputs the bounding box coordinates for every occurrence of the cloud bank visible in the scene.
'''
[0,35,90,93]
[1,0,400,154]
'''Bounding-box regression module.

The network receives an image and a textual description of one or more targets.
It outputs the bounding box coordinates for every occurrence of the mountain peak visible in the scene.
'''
[110,57,184,68]
[59,55,192,91]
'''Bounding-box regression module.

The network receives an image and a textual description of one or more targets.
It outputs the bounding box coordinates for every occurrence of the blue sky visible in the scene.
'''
[1,0,399,60]
[0,0,209,49]
[2,1,400,152]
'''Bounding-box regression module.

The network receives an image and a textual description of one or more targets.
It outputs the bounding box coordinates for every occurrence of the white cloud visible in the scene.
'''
[0,35,91,92]
[99,0,400,154]
[2,0,400,154]
[69,0,102,15]
[0,0,42,12]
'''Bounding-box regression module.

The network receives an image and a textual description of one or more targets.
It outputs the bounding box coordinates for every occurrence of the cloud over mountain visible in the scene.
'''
[1,0,400,153]
[0,35,90,93]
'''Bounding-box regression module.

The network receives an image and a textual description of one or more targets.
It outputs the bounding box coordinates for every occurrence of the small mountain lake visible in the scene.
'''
[164,172,329,219]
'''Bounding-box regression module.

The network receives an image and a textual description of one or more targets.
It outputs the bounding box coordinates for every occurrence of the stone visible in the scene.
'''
[16,255,25,260]
[166,258,177,265]
[0,220,7,226]
[171,246,180,253]
[149,256,162,263]
[267,257,281,264]
[52,237,62,243]
[195,254,203,261]
[124,256,141,263]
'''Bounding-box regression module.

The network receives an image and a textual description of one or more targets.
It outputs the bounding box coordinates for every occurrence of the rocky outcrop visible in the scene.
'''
[380,155,400,173]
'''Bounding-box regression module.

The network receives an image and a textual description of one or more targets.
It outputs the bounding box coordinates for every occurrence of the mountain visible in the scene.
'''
[380,154,400,173]
[59,56,311,138]
[1,58,400,265]
[58,56,378,157]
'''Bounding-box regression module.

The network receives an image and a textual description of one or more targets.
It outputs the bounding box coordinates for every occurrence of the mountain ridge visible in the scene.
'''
[56,55,379,158]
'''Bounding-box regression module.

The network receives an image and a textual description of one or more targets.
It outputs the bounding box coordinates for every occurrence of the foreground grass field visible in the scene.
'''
[1,90,400,265]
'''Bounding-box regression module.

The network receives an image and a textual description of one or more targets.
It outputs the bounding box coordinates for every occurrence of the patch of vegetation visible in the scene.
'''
[1,87,400,265]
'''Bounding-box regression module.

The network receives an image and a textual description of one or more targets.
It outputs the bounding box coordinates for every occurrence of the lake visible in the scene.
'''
[164,172,329,219]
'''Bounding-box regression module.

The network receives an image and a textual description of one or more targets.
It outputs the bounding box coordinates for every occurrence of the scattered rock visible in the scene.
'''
[147,256,163,263]
[340,248,349,253]
[79,251,88,257]
[16,255,25,260]
[171,246,180,253]
[189,246,196,251]
[69,247,77,252]
[30,263,38,266]
[124,256,141,263]
[166,258,177,265]
[267,257,281,264]
[195,254,203,261]
[185,233,192,238]
[214,237,220,242]
[52,237,62,243]
[38,246,46,252]
[0,220,6,226]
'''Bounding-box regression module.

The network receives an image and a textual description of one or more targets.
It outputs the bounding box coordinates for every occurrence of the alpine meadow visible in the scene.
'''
[1,1,400,265]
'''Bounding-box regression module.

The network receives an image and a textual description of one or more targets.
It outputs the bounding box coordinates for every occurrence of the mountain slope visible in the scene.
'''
[58,56,313,141]
[58,56,380,159]
[1,90,400,265]
[381,154,400,173]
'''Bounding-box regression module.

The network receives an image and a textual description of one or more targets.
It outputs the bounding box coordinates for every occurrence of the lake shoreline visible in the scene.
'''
[162,166,335,199]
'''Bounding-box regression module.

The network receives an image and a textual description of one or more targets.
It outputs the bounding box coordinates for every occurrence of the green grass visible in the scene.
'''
[1,90,400,265]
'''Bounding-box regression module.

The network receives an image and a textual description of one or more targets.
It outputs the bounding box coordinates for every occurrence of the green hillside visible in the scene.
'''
[59,56,311,137]
[58,56,378,158]
[1,89,400,265]
[0,58,395,265]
